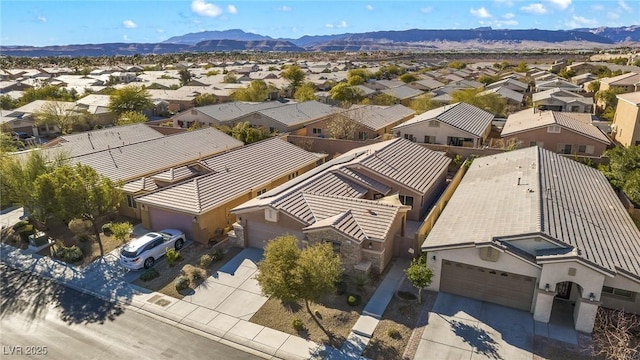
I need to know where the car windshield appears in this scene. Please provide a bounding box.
[159,232,172,241]
[121,249,138,258]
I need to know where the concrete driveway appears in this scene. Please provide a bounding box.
[182,247,268,321]
[415,293,534,360]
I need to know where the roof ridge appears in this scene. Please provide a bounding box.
[346,209,369,241]
[300,192,317,224]
[301,191,400,208]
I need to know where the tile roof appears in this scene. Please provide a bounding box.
[256,101,338,128]
[194,101,283,122]
[422,147,640,280]
[600,72,640,86]
[413,78,445,90]
[70,127,243,181]
[480,87,524,103]
[501,109,610,144]
[343,104,414,131]
[393,102,494,138]
[617,91,640,106]
[135,138,322,214]
[381,85,424,100]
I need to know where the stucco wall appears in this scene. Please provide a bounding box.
[394,120,487,147]
[503,126,609,157]
[538,261,606,301]
[602,274,640,314]
[612,99,640,147]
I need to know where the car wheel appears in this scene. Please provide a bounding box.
[175,238,184,250]
[144,257,155,269]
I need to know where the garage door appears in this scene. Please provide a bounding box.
[246,221,304,249]
[148,207,194,240]
[440,260,535,311]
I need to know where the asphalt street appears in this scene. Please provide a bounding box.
[0,264,265,360]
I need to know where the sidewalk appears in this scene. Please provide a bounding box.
[0,242,410,360]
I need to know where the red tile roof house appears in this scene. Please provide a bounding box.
[392,102,494,148]
[422,147,640,333]
[230,138,451,273]
[133,138,325,243]
[501,108,611,157]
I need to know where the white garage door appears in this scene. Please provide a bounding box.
[246,221,304,249]
[148,207,194,240]
[440,260,535,311]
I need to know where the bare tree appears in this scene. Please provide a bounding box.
[593,308,640,360]
[327,114,359,140]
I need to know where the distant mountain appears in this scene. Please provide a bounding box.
[575,25,640,42]
[163,29,272,45]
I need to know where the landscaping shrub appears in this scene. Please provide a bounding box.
[347,294,361,307]
[68,219,92,234]
[101,222,113,236]
[181,264,206,285]
[140,268,159,282]
[211,249,224,261]
[17,224,35,242]
[12,220,28,231]
[77,233,91,243]
[175,276,189,291]
[165,247,181,266]
[335,280,347,295]
[352,273,369,292]
[292,318,305,331]
[200,254,213,268]
[387,327,401,339]
[110,222,133,243]
[55,245,83,263]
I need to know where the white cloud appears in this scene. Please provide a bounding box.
[503,12,515,19]
[123,35,130,41]
[618,0,632,11]
[325,23,334,29]
[191,0,222,17]
[227,4,237,14]
[420,6,433,14]
[591,4,604,11]
[326,20,348,29]
[123,20,137,28]
[548,0,571,10]
[37,15,47,22]
[366,4,374,11]
[565,15,597,28]
[520,3,547,14]
[337,20,347,28]
[470,7,492,18]
[276,5,292,11]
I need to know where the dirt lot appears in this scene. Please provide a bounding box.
[250,274,379,349]
[133,243,241,299]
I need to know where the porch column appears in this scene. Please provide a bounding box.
[533,288,555,323]
[574,297,600,333]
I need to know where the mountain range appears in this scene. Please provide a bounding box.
[2,26,639,57]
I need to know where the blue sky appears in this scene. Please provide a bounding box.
[1,0,638,46]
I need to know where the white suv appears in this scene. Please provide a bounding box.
[120,229,185,270]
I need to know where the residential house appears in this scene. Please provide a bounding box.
[407,78,445,92]
[536,78,582,92]
[485,78,529,93]
[480,86,524,111]
[392,102,494,147]
[612,91,640,147]
[246,101,340,133]
[134,138,324,242]
[501,109,611,156]
[0,81,32,94]
[422,146,640,333]
[565,62,600,75]
[570,73,597,87]
[380,86,424,106]
[299,104,414,140]
[231,138,451,273]
[3,100,78,136]
[75,94,116,126]
[171,101,282,128]
[599,72,640,93]
[532,88,594,113]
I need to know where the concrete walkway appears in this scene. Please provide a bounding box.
[0,239,412,360]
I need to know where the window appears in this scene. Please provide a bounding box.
[312,128,322,134]
[557,144,572,154]
[602,286,636,301]
[403,134,414,141]
[428,120,440,127]
[324,240,341,254]
[126,195,137,208]
[577,145,594,154]
[424,135,436,144]
[256,188,267,196]
[570,106,579,112]
[547,125,561,133]
[269,127,276,133]
[358,131,368,140]
[288,171,299,180]
[399,195,414,207]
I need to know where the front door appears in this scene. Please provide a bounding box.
[556,281,572,300]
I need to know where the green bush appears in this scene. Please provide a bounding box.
[347,294,361,307]
[77,233,91,243]
[175,276,189,291]
[55,245,83,263]
[17,224,35,242]
[165,247,181,266]
[110,222,133,243]
[140,268,159,282]
[200,254,214,268]
[292,318,305,331]
[211,249,224,261]
[101,222,113,235]
[387,328,401,339]
[12,220,28,231]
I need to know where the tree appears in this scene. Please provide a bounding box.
[232,80,268,102]
[255,235,342,342]
[368,93,398,106]
[593,308,640,360]
[179,69,192,86]
[409,95,441,114]
[622,170,640,205]
[115,110,148,126]
[294,83,317,102]
[600,146,640,204]
[18,85,77,106]
[514,61,528,72]
[404,256,433,304]
[596,87,625,120]
[557,67,576,79]
[477,74,500,85]
[219,121,272,144]
[0,94,18,110]
[193,93,218,107]
[33,164,123,255]
[33,101,93,135]
[399,73,418,83]
[451,88,506,116]
[327,114,359,139]
[448,61,466,70]
[281,64,305,91]
[108,85,153,116]
[329,83,363,104]
[223,73,238,83]
[588,80,601,93]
